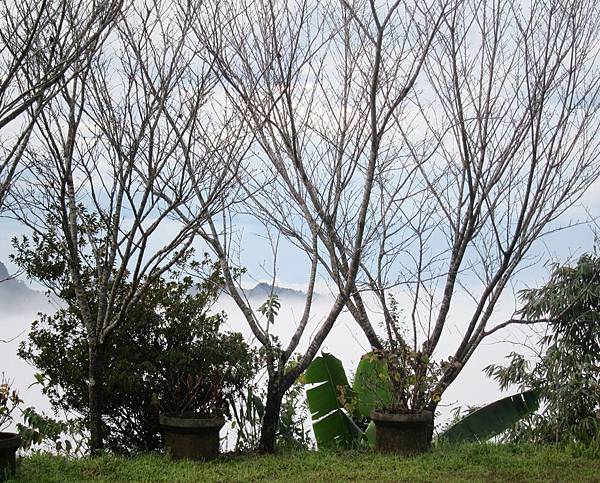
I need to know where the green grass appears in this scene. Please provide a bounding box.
[10,443,600,482]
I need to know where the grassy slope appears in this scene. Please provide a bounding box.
[11,444,600,483]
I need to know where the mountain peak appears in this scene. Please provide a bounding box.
[0,262,48,314]
[245,282,310,301]
[0,261,9,280]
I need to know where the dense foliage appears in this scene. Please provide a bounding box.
[375,296,445,413]
[15,233,258,454]
[0,374,21,432]
[486,251,600,445]
[229,380,312,452]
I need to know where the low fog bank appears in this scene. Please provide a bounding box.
[0,267,537,436]
[218,288,536,428]
[1,264,55,431]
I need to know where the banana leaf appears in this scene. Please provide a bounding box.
[364,420,376,446]
[353,351,394,418]
[304,353,362,449]
[440,389,540,443]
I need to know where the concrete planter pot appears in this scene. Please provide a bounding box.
[370,410,433,455]
[159,413,225,461]
[0,432,20,481]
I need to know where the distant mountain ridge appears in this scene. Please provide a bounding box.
[243,282,311,301]
[0,262,315,314]
[0,261,10,281]
[187,279,319,301]
[0,261,48,315]
[215,282,315,301]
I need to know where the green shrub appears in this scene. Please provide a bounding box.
[486,250,600,446]
[18,261,258,455]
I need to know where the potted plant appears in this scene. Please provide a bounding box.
[0,374,21,481]
[157,372,227,461]
[154,270,256,460]
[365,300,445,455]
[368,345,443,455]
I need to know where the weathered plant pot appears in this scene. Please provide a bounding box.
[0,432,20,481]
[159,413,225,461]
[371,410,433,455]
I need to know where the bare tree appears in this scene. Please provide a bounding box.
[334,0,600,421]
[10,0,233,453]
[185,0,448,452]
[0,0,122,212]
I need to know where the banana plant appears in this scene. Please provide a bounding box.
[439,389,541,443]
[303,353,362,448]
[352,351,393,418]
[304,352,392,449]
[305,352,541,448]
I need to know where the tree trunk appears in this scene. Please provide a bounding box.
[88,341,105,454]
[259,377,285,453]
[425,401,438,445]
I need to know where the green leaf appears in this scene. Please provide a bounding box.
[304,353,362,449]
[311,410,362,449]
[352,351,393,418]
[440,389,540,443]
[363,420,376,447]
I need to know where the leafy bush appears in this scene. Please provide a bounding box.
[0,374,21,432]
[371,295,444,414]
[486,251,600,445]
[18,262,258,454]
[228,374,313,452]
[276,380,313,451]
[17,406,87,455]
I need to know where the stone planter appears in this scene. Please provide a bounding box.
[159,414,225,461]
[0,432,20,481]
[370,410,433,455]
